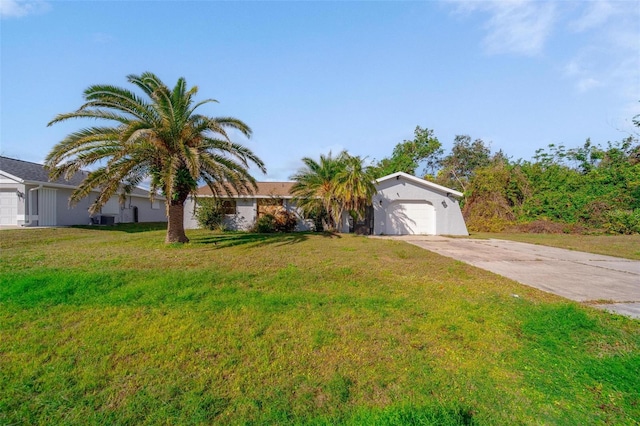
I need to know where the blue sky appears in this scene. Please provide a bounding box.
[1,0,639,181]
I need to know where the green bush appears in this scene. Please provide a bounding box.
[254,214,277,233]
[604,209,640,234]
[194,198,226,231]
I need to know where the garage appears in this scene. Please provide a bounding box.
[0,191,18,225]
[385,200,435,235]
[373,172,468,236]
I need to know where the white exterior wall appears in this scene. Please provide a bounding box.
[231,199,256,230]
[6,187,168,227]
[183,197,199,229]
[373,176,468,236]
[119,196,167,224]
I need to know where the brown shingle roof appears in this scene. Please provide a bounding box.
[197,182,296,198]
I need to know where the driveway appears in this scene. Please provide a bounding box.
[379,236,640,319]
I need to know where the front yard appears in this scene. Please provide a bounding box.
[1,226,638,424]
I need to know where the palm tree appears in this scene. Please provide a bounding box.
[46,72,265,243]
[290,152,346,231]
[334,154,376,222]
[290,151,375,231]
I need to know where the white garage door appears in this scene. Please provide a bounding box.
[0,191,18,225]
[385,201,436,235]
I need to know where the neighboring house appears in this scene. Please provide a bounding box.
[0,156,167,227]
[371,172,468,236]
[184,172,468,236]
[183,182,313,231]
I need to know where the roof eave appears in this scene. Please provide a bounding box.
[375,172,464,198]
[0,171,25,184]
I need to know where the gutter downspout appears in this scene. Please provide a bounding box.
[24,185,43,226]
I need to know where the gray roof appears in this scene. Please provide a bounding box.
[0,156,154,198]
[0,156,88,187]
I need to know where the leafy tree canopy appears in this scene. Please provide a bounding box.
[373,126,443,178]
[435,135,491,192]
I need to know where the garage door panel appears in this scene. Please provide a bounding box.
[0,192,18,225]
[385,201,435,235]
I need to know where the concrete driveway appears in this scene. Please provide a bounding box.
[380,236,640,319]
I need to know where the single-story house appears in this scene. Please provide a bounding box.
[184,172,468,236]
[0,156,167,227]
[183,182,314,231]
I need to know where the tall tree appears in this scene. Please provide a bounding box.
[436,135,491,192]
[46,72,265,243]
[374,126,443,177]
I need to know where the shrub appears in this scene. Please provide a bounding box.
[604,209,640,234]
[252,207,298,233]
[194,198,225,231]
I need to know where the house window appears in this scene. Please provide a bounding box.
[151,200,160,210]
[221,200,236,215]
[257,198,283,217]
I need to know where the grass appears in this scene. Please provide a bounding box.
[1,224,639,425]
[469,232,640,260]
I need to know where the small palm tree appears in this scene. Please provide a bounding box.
[46,72,265,243]
[290,152,345,231]
[334,154,376,222]
[290,151,375,231]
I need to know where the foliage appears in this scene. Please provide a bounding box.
[436,135,491,192]
[460,129,640,233]
[461,157,530,232]
[45,72,264,243]
[517,137,640,227]
[194,198,226,231]
[374,126,443,177]
[1,227,639,424]
[253,207,298,233]
[604,209,640,235]
[291,151,375,231]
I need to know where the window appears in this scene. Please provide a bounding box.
[221,200,236,215]
[257,198,283,217]
[151,200,160,210]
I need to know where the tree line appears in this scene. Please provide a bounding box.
[369,122,640,234]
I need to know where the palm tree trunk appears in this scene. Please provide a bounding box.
[166,202,189,243]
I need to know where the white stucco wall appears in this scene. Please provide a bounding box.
[9,187,168,227]
[373,175,468,236]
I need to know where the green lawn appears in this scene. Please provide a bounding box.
[1,225,639,425]
[469,232,640,260]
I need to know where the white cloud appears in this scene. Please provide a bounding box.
[569,0,615,32]
[563,2,639,101]
[0,0,50,18]
[449,0,557,56]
